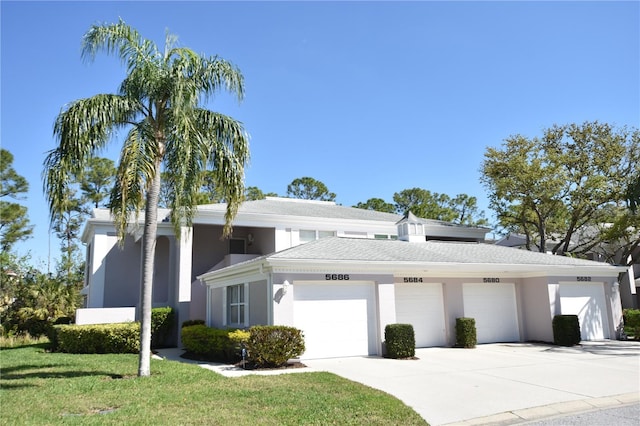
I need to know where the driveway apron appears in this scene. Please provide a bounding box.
[303,342,640,425]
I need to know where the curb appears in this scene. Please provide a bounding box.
[442,393,640,426]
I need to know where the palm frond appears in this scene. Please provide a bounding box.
[195,109,249,236]
[109,124,157,240]
[82,18,160,74]
[44,94,139,221]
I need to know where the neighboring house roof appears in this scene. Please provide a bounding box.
[200,237,626,286]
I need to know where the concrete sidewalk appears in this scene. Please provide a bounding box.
[155,341,640,425]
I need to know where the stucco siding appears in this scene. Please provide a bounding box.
[249,280,268,326]
[104,235,141,307]
[442,279,465,346]
[521,277,554,342]
[153,236,170,305]
[208,287,225,328]
[191,224,228,280]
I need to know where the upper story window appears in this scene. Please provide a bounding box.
[374,234,398,240]
[229,238,246,254]
[299,230,335,244]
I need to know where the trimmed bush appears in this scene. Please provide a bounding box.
[47,318,78,351]
[456,317,477,348]
[623,309,640,340]
[182,319,205,328]
[385,324,415,359]
[245,325,305,368]
[56,322,140,353]
[181,325,243,362]
[552,314,581,346]
[151,307,175,348]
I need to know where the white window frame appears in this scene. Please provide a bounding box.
[224,283,249,327]
[299,229,336,244]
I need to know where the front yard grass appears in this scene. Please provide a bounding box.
[0,342,427,425]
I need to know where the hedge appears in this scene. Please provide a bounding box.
[151,307,175,348]
[181,325,246,362]
[385,324,415,359]
[55,322,140,353]
[552,314,581,346]
[245,325,305,368]
[623,309,640,340]
[181,319,205,328]
[455,317,477,348]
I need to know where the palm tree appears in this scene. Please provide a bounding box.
[43,20,249,376]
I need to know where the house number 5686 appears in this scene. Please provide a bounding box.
[326,274,349,280]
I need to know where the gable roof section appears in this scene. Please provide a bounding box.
[200,237,626,285]
[198,197,402,222]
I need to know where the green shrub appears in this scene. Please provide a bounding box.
[182,319,205,328]
[48,324,62,351]
[385,324,415,359]
[228,329,250,345]
[456,317,477,348]
[181,325,242,362]
[56,322,140,353]
[151,307,175,348]
[552,314,581,346]
[623,309,640,340]
[245,325,305,368]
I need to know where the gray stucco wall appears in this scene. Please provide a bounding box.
[153,236,170,305]
[249,280,268,326]
[208,287,225,328]
[104,236,141,307]
[520,277,554,342]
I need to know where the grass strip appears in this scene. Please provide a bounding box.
[0,343,427,425]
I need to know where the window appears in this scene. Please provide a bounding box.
[299,230,336,244]
[299,230,316,244]
[229,238,246,254]
[227,284,246,326]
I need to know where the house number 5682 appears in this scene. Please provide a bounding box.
[326,274,349,280]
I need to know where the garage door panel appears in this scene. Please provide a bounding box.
[395,283,446,347]
[559,282,608,340]
[293,282,376,359]
[463,283,520,344]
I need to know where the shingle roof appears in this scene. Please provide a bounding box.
[199,197,402,222]
[269,237,611,267]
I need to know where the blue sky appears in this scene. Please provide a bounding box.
[2,1,639,269]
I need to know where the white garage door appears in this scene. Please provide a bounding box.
[463,282,520,344]
[559,282,609,340]
[293,281,377,359]
[395,282,446,347]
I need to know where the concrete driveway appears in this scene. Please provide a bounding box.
[156,341,640,425]
[303,341,640,425]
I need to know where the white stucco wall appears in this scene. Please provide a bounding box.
[76,307,136,325]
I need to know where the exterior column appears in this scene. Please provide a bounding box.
[87,233,118,308]
[377,281,397,356]
[175,226,193,344]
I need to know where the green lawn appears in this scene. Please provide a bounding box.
[0,343,427,425]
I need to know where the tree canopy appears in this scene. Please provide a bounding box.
[1,149,32,252]
[481,121,639,262]
[43,20,249,376]
[353,198,396,213]
[286,177,336,201]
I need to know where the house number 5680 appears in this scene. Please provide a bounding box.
[326,274,349,280]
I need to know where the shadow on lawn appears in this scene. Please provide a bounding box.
[0,342,50,351]
[1,363,124,384]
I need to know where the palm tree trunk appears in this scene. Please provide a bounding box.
[138,159,162,377]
